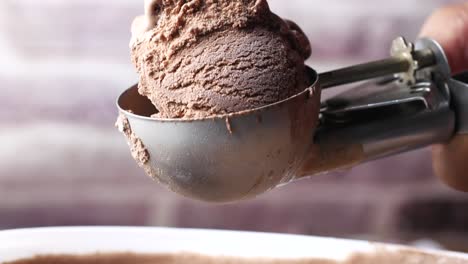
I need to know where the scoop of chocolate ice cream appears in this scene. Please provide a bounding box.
[131,0,311,119]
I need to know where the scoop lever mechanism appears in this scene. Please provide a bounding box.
[300,37,468,177]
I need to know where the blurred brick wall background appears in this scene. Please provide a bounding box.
[1,0,468,252]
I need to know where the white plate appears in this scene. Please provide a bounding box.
[0,227,467,262]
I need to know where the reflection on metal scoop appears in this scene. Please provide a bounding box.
[117,37,468,202]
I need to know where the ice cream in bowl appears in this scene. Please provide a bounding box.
[2,227,468,264]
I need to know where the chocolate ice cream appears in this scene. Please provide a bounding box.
[131,0,311,119]
[115,113,150,167]
[7,250,468,264]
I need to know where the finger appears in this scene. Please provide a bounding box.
[422,3,468,191]
[432,135,468,192]
[419,2,468,74]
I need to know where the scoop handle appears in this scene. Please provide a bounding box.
[299,71,468,179]
[298,102,455,177]
[298,38,468,178]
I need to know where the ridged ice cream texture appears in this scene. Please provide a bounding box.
[131,0,311,119]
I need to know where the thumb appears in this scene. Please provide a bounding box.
[419,2,468,74]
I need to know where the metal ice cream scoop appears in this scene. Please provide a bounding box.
[117,37,468,202]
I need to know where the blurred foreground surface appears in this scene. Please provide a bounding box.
[0,0,467,252]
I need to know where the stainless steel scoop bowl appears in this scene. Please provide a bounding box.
[117,68,321,202]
